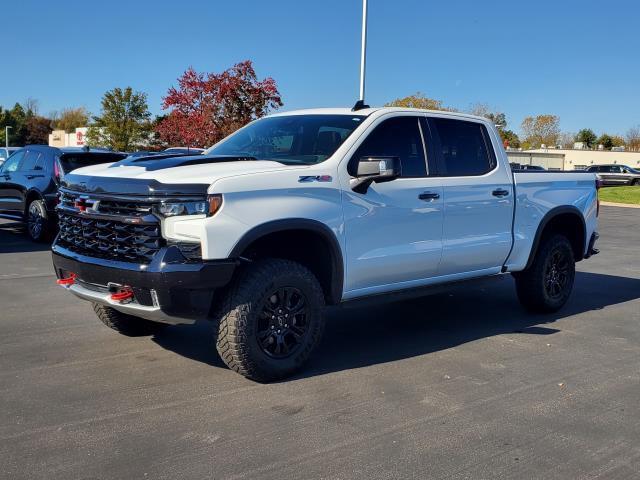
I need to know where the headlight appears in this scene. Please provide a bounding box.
[157,194,223,218]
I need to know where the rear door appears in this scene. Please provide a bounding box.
[611,165,629,185]
[427,117,513,276]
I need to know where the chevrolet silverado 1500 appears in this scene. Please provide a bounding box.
[52,107,600,381]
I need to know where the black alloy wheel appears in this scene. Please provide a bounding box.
[257,287,309,359]
[544,249,570,300]
[27,200,47,241]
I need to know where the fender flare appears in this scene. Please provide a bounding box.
[524,205,586,270]
[229,219,344,304]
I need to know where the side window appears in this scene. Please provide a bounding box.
[430,118,496,176]
[0,150,25,173]
[20,151,43,171]
[350,116,427,177]
[610,166,622,173]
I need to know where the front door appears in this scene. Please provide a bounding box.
[427,116,514,276]
[0,150,26,215]
[341,115,444,297]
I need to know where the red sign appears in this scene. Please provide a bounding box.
[76,131,84,145]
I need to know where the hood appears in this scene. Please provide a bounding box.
[68,155,296,185]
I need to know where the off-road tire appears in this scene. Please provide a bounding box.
[216,258,325,382]
[92,303,167,336]
[514,234,576,313]
[26,199,53,242]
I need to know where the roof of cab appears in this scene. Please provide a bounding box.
[268,106,491,124]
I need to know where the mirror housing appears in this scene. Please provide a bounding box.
[351,156,401,193]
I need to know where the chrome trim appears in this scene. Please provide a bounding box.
[63,283,195,325]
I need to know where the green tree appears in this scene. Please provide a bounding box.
[86,87,152,151]
[385,92,455,111]
[468,103,516,146]
[575,129,597,149]
[597,133,614,150]
[53,107,89,133]
[610,135,625,148]
[521,115,560,148]
[501,129,521,149]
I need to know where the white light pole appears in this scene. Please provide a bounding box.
[5,126,11,150]
[359,0,368,103]
[353,0,369,110]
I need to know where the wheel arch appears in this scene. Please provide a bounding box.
[229,219,344,305]
[524,206,586,269]
[23,189,45,216]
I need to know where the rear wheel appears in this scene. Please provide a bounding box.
[26,199,53,242]
[92,303,167,336]
[632,179,639,186]
[515,234,576,313]
[215,259,325,382]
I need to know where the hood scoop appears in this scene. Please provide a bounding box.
[110,155,259,171]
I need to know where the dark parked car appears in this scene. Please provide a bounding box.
[510,163,546,171]
[586,164,640,186]
[520,164,546,171]
[163,147,205,155]
[0,145,127,241]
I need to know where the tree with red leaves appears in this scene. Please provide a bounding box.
[156,61,283,148]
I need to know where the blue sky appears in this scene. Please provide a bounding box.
[2,0,638,135]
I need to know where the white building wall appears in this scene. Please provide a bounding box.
[48,127,88,147]
[526,148,640,170]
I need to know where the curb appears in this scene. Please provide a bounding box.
[600,201,640,209]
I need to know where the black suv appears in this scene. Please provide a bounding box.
[586,164,640,186]
[0,146,127,241]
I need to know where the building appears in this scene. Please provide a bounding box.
[48,127,88,148]
[507,148,640,171]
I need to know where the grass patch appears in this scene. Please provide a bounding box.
[599,186,640,205]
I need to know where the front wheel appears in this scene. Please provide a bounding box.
[514,234,576,313]
[216,259,325,382]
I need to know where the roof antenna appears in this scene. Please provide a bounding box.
[352,0,370,111]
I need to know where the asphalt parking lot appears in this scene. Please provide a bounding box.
[1,206,639,480]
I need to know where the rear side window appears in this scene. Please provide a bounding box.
[350,116,427,177]
[58,153,127,173]
[20,151,44,171]
[430,118,496,176]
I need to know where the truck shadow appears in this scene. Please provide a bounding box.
[151,271,640,379]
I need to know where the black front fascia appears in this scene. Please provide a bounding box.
[61,174,210,198]
[52,244,237,320]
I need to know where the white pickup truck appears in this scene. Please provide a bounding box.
[52,107,600,381]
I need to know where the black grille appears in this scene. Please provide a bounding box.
[57,212,163,263]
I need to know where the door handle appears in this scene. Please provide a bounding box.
[419,191,440,201]
[492,188,510,197]
[26,174,44,179]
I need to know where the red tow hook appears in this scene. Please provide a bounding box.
[110,288,134,302]
[56,273,76,287]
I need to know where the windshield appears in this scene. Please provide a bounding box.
[206,114,366,165]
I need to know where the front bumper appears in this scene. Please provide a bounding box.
[52,244,237,325]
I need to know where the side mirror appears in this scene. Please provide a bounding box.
[351,156,401,193]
